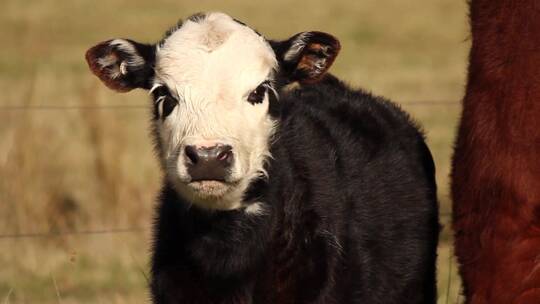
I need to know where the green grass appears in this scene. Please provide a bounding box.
[0,0,469,303]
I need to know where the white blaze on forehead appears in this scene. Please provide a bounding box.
[154,12,277,95]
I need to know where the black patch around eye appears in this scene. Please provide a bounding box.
[151,86,170,100]
[151,85,177,120]
[160,96,177,119]
[247,83,268,105]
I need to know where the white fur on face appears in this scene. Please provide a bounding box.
[152,13,277,210]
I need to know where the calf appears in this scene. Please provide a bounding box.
[86,12,439,304]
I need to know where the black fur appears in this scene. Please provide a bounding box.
[151,74,439,303]
[150,86,178,120]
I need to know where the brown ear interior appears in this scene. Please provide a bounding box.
[294,32,341,84]
[85,40,134,92]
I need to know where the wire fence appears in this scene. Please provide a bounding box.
[0,227,149,240]
[0,100,460,111]
[0,104,150,110]
[0,213,453,240]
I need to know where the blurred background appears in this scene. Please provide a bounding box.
[0,0,468,303]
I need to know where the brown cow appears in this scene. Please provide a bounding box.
[451,1,540,303]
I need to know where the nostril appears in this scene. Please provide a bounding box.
[217,150,232,162]
[216,146,233,165]
[185,146,199,164]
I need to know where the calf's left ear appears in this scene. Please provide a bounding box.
[272,31,340,84]
[85,39,156,92]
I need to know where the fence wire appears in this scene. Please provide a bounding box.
[0,101,460,111]
[0,213,452,240]
[0,227,148,240]
[0,104,148,110]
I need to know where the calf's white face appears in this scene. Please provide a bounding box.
[86,12,340,210]
[152,13,277,209]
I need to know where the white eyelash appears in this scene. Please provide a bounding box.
[155,96,166,116]
[155,96,167,118]
[263,81,279,101]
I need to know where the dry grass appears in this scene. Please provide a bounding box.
[0,0,469,303]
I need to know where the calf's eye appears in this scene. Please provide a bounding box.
[161,96,177,118]
[247,84,267,105]
[156,95,178,119]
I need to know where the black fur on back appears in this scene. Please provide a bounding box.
[151,75,439,304]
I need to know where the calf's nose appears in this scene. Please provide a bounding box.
[184,145,233,181]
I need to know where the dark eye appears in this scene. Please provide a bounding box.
[151,85,178,120]
[160,96,178,119]
[151,86,170,100]
[247,83,268,105]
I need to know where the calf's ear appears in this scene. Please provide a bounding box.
[272,31,340,84]
[85,39,156,92]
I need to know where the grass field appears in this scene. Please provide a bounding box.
[0,0,469,303]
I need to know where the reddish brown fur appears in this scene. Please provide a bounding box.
[451,1,540,303]
[295,33,341,84]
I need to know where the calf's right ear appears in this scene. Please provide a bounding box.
[85,39,156,92]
